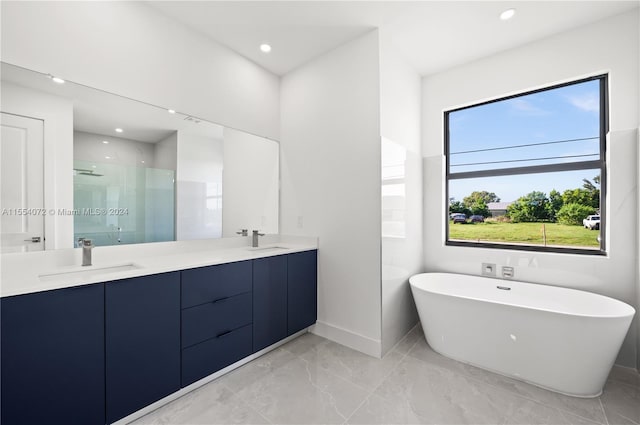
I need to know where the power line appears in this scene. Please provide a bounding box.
[451,153,599,168]
[450,136,598,155]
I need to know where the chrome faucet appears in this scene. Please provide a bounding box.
[252,230,264,247]
[82,239,93,266]
[236,229,248,237]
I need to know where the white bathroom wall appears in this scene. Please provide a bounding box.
[154,133,178,171]
[74,131,156,168]
[176,132,224,241]
[1,1,280,140]
[222,128,279,238]
[0,82,74,249]
[280,30,383,356]
[379,31,423,355]
[422,10,639,367]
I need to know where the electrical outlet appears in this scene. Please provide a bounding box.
[482,263,496,277]
[297,216,304,229]
[502,266,515,279]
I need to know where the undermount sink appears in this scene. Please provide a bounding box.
[246,246,289,252]
[38,263,142,282]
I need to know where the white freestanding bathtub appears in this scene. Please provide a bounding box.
[409,273,635,397]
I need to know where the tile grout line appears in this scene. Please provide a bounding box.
[341,335,422,425]
[611,412,640,425]
[598,397,610,425]
[407,339,609,425]
[609,378,640,391]
[245,335,369,424]
[458,367,608,425]
[219,365,275,424]
[284,335,379,424]
[284,335,382,394]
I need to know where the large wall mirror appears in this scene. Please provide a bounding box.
[0,62,279,252]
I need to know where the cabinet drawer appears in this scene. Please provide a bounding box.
[181,261,252,309]
[182,292,252,348]
[181,324,252,387]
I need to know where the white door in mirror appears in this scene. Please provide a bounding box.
[1,113,44,253]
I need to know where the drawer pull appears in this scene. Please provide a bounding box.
[216,330,232,338]
[212,296,230,304]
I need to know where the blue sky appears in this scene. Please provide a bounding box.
[448,79,601,202]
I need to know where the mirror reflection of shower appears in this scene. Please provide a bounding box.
[73,128,177,247]
[73,158,176,247]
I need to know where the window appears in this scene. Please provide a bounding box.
[445,75,607,254]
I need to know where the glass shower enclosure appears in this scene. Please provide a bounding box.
[73,160,175,246]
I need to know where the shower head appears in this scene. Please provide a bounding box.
[74,168,104,177]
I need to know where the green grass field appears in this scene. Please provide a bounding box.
[449,221,600,248]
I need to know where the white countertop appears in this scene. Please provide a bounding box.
[1,235,318,298]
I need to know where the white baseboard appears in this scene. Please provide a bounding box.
[311,320,382,358]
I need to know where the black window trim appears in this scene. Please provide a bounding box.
[444,74,608,256]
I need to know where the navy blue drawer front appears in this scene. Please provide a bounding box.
[181,324,253,387]
[181,261,252,309]
[182,292,252,348]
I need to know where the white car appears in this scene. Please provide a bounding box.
[583,215,600,230]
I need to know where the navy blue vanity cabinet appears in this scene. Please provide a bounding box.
[105,272,181,424]
[1,284,105,425]
[252,255,288,351]
[287,250,318,335]
[181,261,253,387]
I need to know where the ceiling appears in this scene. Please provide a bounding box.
[149,1,639,77]
[1,63,224,143]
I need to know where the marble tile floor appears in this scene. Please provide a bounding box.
[131,326,640,425]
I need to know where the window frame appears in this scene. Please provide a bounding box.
[444,75,608,255]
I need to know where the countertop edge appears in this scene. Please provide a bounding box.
[1,244,317,298]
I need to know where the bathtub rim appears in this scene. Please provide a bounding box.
[409,272,636,320]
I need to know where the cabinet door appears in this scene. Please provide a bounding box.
[287,250,318,335]
[1,284,105,425]
[253,255,287,352]
[106,272,181,424]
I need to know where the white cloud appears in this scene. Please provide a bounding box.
[566,92,599,112]
[508,99,549,116]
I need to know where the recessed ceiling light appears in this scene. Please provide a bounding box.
[500,8,516,20]
[102,140,109,144]
[260,43,272,53]
[168,109,176,114]
[115,128,123,133]
[141,160,145,164]
[105,156,111,159]
[51,76,65,84]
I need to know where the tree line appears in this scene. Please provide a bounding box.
[449,176,600,225]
